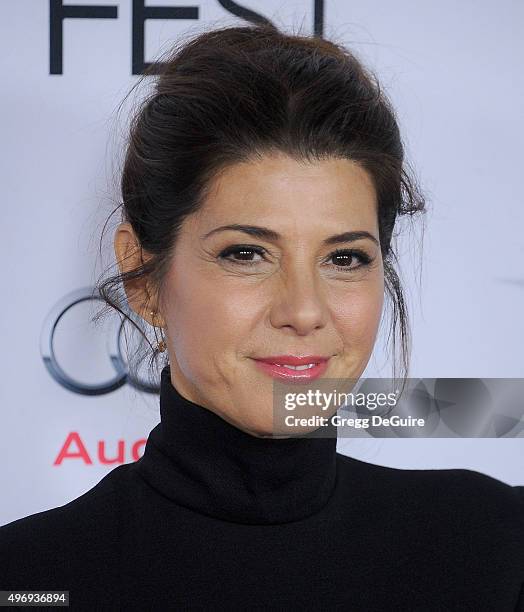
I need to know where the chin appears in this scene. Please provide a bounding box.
[242,416,274,438]
[227,403,273,437]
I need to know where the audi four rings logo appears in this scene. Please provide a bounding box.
[40,286,159,396]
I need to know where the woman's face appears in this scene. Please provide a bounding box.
[156,152,384,436]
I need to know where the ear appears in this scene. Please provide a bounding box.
[113,222,165,328]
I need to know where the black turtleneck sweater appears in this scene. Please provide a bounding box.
[1,365,523,610]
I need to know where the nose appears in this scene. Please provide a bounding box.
[269,263,329,336]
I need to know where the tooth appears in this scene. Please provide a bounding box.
[276,363,316,370]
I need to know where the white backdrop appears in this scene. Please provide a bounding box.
[1,0,522,527]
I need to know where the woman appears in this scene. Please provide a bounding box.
[1,22,523,611]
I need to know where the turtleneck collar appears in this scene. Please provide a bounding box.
[135,365,338,525]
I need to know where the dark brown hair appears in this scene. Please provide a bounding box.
[94,22,426,390]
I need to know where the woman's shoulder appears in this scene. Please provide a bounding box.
[335,451,524,529]
[0,462,134,587]
[1,463,125,534]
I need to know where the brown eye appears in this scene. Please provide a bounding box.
[332,252,353,267]
[329,249,372,271]
[218,245,266,265]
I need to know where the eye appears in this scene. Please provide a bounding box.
[328,248,373,271]
[218,245,266,266]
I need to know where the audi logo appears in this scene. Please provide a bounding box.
[40,287,159,396]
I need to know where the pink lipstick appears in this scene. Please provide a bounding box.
[252,355,330,382]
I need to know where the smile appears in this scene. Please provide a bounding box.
[251,355,331,382]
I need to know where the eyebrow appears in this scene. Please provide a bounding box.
[201,224,379,247]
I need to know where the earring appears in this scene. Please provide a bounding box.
[149,310,167,353]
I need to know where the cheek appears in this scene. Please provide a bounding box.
[331,280,384,350]
[164,269,261,381]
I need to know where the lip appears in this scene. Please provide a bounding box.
[251,355,331,382]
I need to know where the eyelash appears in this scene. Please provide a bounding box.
[217,245,373,272]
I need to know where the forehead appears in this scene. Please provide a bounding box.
[198,153,378,231]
